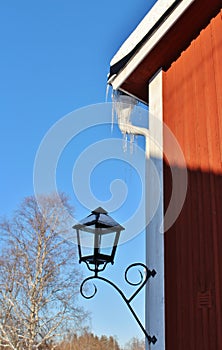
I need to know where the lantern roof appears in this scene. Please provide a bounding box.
[73,207,125,231]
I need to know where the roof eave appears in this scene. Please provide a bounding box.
[108,0,195,92]
[109,0,222,104]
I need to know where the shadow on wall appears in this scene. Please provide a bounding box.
[164,164,222,350]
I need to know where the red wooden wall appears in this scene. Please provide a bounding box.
[163,10,222,350]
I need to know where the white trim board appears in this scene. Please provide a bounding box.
[145,69,165,350]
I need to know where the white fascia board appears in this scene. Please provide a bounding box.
[110,0,195,91]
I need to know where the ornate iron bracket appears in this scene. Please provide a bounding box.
[80,263,157,345]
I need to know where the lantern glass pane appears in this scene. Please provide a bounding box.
[79,230,94,257]
[99,231,117,256]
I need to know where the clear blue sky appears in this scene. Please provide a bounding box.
[0,0,157,346]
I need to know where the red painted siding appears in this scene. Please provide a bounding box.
[163,10,222,350]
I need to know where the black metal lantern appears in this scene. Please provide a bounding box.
[73,207,157,344]
[73,207,125,275]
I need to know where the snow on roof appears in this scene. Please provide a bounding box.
[110,0,178,67]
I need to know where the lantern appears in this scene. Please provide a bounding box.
[73,207,125,275]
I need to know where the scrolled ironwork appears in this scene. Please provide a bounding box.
[80,262,157,345]
[80,276,98,299]
[125,263,145,286]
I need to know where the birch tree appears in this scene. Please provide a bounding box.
[0,194,86,350]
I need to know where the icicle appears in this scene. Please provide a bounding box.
[111,89,137,152]
[130,133,135,154]
[111,89,115,132]
[105,83,110,103]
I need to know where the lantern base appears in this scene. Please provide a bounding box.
[80,254,114,274]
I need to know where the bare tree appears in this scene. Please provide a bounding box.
[124,337,145,350]
[56,330,121,350]
[0,194,87,350]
